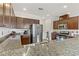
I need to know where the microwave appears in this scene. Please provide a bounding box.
[58,24,67,29]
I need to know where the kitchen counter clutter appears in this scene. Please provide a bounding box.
[0,35,79,56]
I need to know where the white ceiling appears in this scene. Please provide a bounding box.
[12,3,79,20]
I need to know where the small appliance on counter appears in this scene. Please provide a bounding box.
[10,31,16,38]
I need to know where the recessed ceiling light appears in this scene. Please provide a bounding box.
[47,14,50,16]
[63,5,68,8]
[5,3,10,7]
[23,8,27,11]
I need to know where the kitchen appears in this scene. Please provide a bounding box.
[0,3,79,56]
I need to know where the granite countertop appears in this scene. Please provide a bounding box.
[0,36,79,56]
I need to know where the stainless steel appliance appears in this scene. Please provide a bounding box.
[30,24,43,43]
[58,24,67,29]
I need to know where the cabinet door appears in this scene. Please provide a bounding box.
[0,15,3,26]
[33,19,39,24]
[67,17,78,29]
[3,16,10,27]
[23,18,30,28]
[23,18,39,28]
[59,20,67,24]
[10,16,16,28]
[21,35,30,45]
[29,19,34,24]
[53,21,59,29]
[16,17,24,29]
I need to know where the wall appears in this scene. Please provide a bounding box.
[40,19,46,40]
[40,18,53,40]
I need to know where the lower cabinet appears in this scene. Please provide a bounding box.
[21,35,30,45]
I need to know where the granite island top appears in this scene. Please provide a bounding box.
[0,36,79,56]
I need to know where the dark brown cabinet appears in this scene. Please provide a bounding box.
[0,15,40,28]
[0,15,3,26]
[21,35,30,45]
[10,16,16,28]
[23,18,39,25]
[67,17,78,29]
[16,17,24,28]
[53,16,78,29]
[23,18,30,28]
[3,16,10,27]
[53,21,59,29]
[0,15,16,28]
[23,18,39,29]
[33,19,39,24]
[16,17,40,29]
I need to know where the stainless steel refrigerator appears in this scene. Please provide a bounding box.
[30,24,43,43]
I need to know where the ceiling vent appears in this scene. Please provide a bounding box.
[38,8,44,10]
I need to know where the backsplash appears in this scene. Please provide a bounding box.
[69,30,79,37]
[53,30,79,37]
[0,27,28,38]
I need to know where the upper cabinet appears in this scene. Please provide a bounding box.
[53,16,78,30]
[16,17,40,29]
[23,18,39,29]
[67,17,78,29]
[0,3,16,28]
[16,17,24,29]
[0,15,3,26]
[23,18,30,28]
[53,21,59,29]
[10,16,16,28]
[0,3,40,29]
[23,18,39,25]
[0,15,40,29]
[3,15,10,27]
[0,15,16,28]
[32,19,39,24]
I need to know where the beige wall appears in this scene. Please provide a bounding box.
[40,19,53,40]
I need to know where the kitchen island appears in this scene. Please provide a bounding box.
[0,36,79,56]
